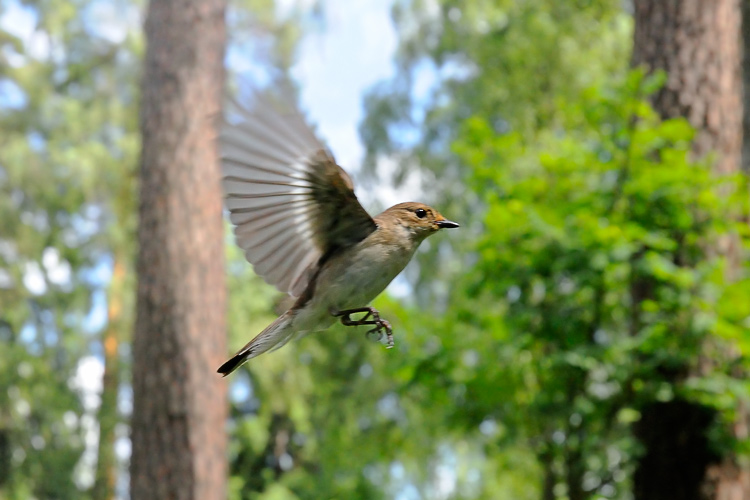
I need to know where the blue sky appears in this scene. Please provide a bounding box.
[289,0,397,169]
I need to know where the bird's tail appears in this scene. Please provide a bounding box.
[217,311,296,376]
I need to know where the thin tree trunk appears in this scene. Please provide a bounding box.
[540,449,556,500]
[565,438,584,500]
[93,257,125,500]
[130,0,227,495]
[631,1,747,499]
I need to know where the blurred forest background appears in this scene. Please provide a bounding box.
[2,0,750,499]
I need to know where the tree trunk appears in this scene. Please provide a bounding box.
[742,0,750,174]
[93,257,125,500]
[633,401,719,500]
[540,450,556,500]
[632,0,742,174]
[130,0,227,495]
[631,1,747,499]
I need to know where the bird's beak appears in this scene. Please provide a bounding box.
[436,219,460,229]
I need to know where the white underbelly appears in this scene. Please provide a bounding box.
[325,243,410,308]
[294,240,415,332]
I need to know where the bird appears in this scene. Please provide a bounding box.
[217,91,459,376]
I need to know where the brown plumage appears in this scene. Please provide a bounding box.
[218,94,458,376]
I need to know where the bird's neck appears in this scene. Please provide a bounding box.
[372,219,423,253]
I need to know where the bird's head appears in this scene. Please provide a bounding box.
[380,202,459,242]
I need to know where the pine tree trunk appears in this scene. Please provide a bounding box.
[130,0,227,495]
[93,257,125,500]
[743,0,750,174]
[632,0,742,174]
[631,1,747,499]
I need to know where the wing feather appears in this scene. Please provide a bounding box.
[221,93,377,297]
[229,202,314,227]
[225,194,307,211]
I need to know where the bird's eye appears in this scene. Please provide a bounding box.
[415,208,427,219]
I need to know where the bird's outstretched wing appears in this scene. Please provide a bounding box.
[220,93,377,297]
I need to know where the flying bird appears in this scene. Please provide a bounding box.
[218,92,458,376]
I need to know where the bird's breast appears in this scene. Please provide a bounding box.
[311,235,416,314]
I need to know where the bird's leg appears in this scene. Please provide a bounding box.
[335,306,378,326]
[331,307,395,348]
[372,319,393,349]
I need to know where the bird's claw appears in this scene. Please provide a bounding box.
[334,307,394,349]
[365,319,393,348]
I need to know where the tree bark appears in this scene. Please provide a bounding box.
[632,0,743,174]
[631,1,747,499]
[742,0,750,174]
[130,0,227,495]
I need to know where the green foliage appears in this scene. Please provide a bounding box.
[2,0,748,498]
[0,0,141,495]
[429,68,747,497]
[361,0,632,306]
[356,0,750,497]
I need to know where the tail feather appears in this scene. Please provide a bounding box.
[218,312,295,376]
